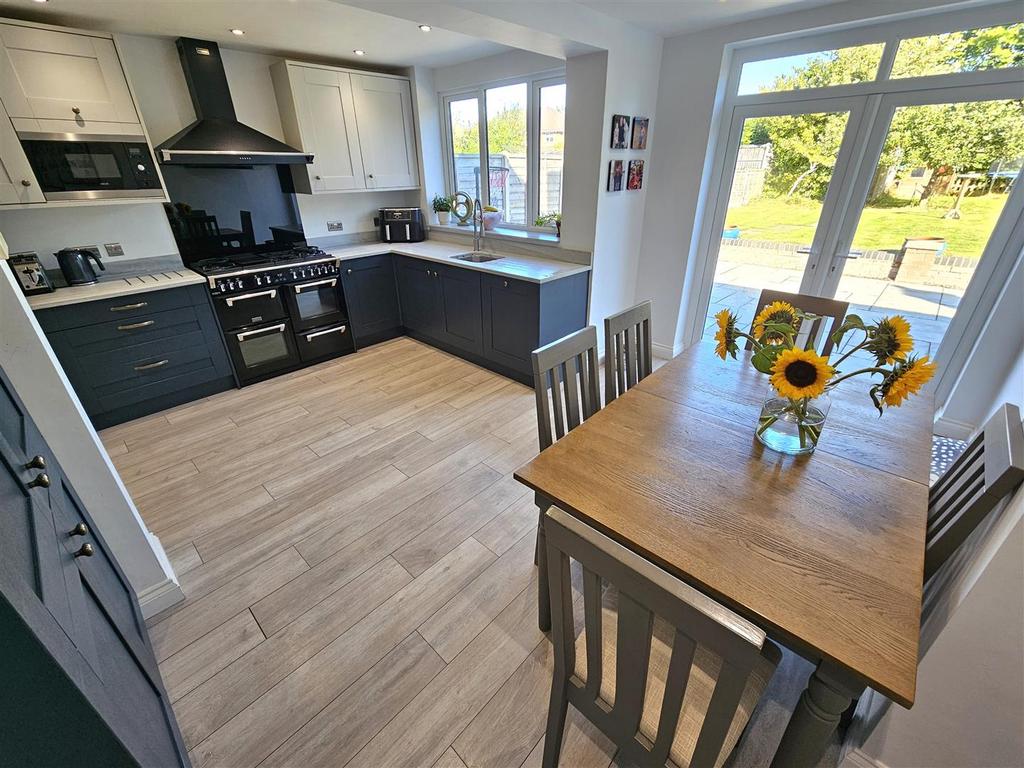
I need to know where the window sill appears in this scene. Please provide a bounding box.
[428,222,560,246]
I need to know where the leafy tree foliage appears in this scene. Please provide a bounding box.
[451,106,527,156]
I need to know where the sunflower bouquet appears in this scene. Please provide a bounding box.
[714,300,936,455]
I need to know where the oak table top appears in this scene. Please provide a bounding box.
[514,341,932,708]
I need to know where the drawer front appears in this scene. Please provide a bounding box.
[37,285,198,332]
[214,288,288,331]
[296,322,354,363]
[62,305,204,351]
[84,329,217,390]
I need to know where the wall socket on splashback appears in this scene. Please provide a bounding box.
[326,221,344,232]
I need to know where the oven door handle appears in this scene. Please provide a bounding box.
[305,325,347,342]
[236,323,286,341]
[294,278,337,293]
[225,289,277,306]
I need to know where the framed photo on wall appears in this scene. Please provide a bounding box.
[627,160,645,190]
[608,160,624,191]
[610,114,630,149]
[631,117,649,150]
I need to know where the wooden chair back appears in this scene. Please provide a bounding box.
[604,300,653,405]
[532,326,601,452]
[924,403,1024,584]
[542,506,778,768]
[745,289,849,357]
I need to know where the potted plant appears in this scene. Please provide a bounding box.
[431,194,453,225]
[534,212,562,237]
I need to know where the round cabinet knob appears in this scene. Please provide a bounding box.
[72,106,81,115]
[20,179,31,187]
[346,268,352,274]
[503,280,509,288]
[315,175,322,180]
[74,543,94,558]
[69,523,89,537]
[368,174,374,179]
[27,472,50,489]
[25,455,46,470]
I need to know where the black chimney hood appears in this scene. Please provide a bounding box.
[157,37,312,167]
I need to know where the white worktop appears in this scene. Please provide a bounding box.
[325,240,591,284]
[27,268,205,310]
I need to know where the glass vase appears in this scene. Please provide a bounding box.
[755,391,831,456]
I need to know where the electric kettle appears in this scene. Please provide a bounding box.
[55,248,105,286]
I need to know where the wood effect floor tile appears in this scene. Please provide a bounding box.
[167,543,202,576]
[482,431,540,476]
[433,747,470,768]
[517,708,617,768]
[474,495,539,556]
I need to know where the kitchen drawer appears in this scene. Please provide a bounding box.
[60,305,205,351]
[37,285,198,332]
[297,322,354,363]
[81,329,216,389]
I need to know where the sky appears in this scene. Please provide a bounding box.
[737,52,818,95]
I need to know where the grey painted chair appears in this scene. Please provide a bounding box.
[745,289,849,357]
[531,326,602,631]
[542,506,781,768]
[604,300,653,405]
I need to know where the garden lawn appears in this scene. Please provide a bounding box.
[725,193,1010,258]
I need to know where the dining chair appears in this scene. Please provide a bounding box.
[604,300,653,405]
[542,505,781,768]
[745,289,849,357]
[531,326,602,631]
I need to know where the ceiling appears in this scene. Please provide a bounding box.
[577,0,847,37]
[0,0,514,68]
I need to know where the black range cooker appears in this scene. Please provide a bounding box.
[191,245,354,384]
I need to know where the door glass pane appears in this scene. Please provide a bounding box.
[486,83,528,225]
[832,99,1023,365]
[737,44,884,95]
[240,330,289,368]
[294,284,340,322]
[890,23,1024,79]
[449,97,481,201]
[703,110,851,342]
[538,83,565,226]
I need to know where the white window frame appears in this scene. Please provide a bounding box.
[685,1,1024,406]
[440,69,565,232]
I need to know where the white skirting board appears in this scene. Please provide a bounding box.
[137,577,185,619]
[841,748,890,768]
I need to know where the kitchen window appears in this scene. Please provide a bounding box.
[442,71,565,233]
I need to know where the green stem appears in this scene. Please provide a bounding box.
[827,367,890,389]
[831,333,870,369]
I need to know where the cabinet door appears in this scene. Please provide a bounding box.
[481,274,540,376]
[0,97,43,203]
[395,257,441,339]
[437,264,483,356]
[291,65,365,192]
[351,74,419,189]
[340,255,402,344]
[0,25,139,124]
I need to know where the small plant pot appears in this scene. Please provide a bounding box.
[482,211,501,231]
[436,211,450,225]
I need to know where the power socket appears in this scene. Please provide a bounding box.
[327,220,344,232]
[104,242,125,257]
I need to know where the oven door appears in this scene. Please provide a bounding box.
[18,135,163,201]
[285,277,346,332]
[215,288,287,331]
[296,322,354,363]
[227,320,301,384]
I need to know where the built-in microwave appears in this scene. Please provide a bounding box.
[18,133,164,201]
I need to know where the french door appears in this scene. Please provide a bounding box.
[700,82,1024,375]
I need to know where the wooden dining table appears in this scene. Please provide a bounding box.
[514,340,933,766]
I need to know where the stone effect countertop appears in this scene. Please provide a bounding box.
[27,265,204,311]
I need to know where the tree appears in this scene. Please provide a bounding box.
[451,106,527,157]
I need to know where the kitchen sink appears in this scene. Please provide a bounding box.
[451,251,505,263]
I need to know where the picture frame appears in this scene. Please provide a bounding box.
[630,117,649,150]
[607,160,624,192]
[610,114,630,149]
[627,160,645,190]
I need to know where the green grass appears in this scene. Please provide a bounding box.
[725,193,1010,258]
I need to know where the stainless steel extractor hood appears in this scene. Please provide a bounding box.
[156,37,312,167]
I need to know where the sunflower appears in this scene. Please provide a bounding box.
[878,355,937,409]
[752,300,800,344]
[769,347,834,400]
[714,309,740,360]
[867,315,913,365]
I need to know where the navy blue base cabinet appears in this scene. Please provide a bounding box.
[340,255,403,347]
[0,364,190,767]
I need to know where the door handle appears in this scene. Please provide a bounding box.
[225,289,277,306]
[236,323,286,341]
[294,279,337,293]
[835,250,863,260]
[117,320,155,331]
[134,359,169,372]
[305,325,347,341]
[109,301,148,312]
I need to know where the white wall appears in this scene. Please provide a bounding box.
[433,49,564,92]
[410,65,446,217]
[0,236,182,616]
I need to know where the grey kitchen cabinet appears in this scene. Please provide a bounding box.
[339,254,403,346]
[36,284,234,429]
[395,255,443,341]
[0,363,189,767]
[0,95,44,204]
[437,263,484,357]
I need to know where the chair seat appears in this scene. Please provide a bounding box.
[573,591,780,768]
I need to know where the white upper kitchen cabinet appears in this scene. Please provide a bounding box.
[0,23,140,130]
[0,97,43,204]
[273,62,365,193]
[350,74,419,190]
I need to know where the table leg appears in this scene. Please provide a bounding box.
[771,661,865,768]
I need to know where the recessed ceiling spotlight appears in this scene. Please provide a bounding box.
[418,24,432,32]
[353,49,366,56]
[230,28,245,36]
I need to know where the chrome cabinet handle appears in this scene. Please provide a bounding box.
[305,325,347,341]
[70,523,89,537]
[225,289,277,306]
[294,278,336,293]
[117,320,155,331]
[20,179,31,187]
[25,455,45,470]
[109,301,148,312]
[27,472,50,489]
[74,543,94,558]
[134,359,169,371]
[236,323,285,340]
